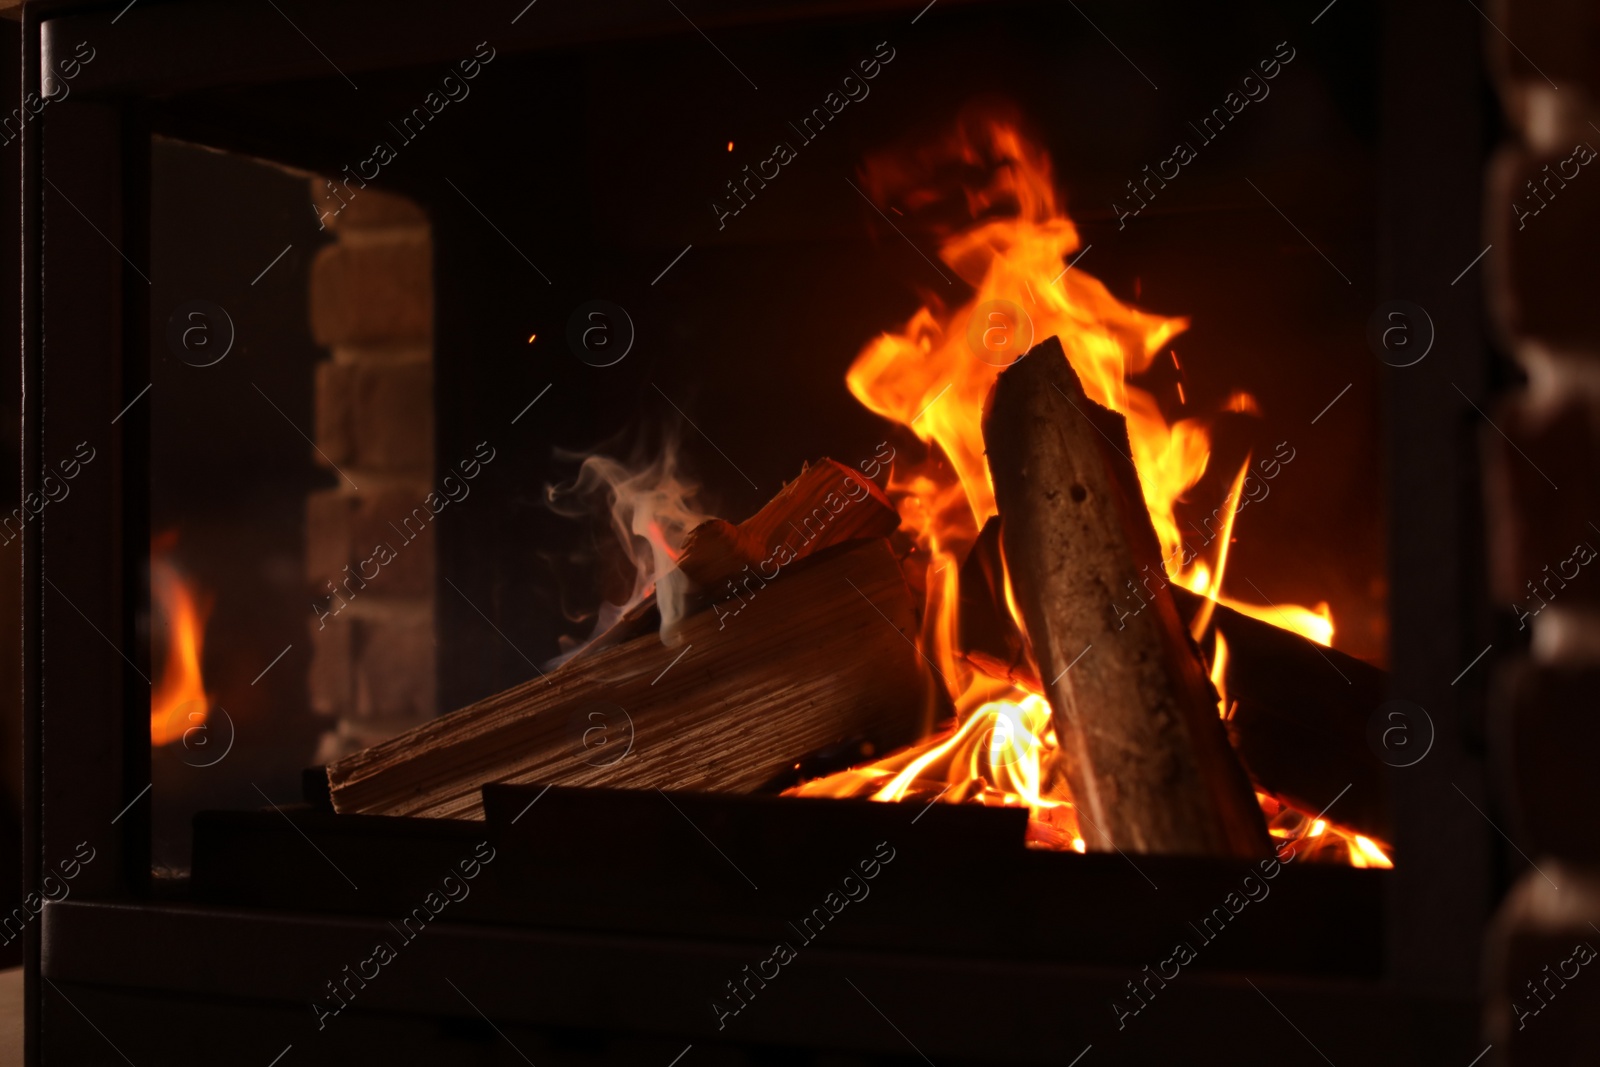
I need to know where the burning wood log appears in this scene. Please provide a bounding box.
[956,517,1036,690]
[675,458,900,592]
[1174,588,1391,842]
[327,538,928,819]
[958,515,1391,842]
[982,337,1270,857]
[566,459,902,662]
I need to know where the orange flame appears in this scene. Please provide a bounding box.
[150,536,211,746]
[791,112,1386,867]
[1211,630,1232,719]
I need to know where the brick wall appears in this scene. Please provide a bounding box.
[303,183,437,762]
[1482,2,1600,1061]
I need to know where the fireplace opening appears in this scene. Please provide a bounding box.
[27,0,1525,1063]
[166,0,1386,981]
[142,18,1391,868]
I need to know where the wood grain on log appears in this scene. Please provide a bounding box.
[982,336,1269,857]
[957,515,1391,841]
[328,539,928,819]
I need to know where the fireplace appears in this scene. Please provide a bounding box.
[21,0,1557,1062]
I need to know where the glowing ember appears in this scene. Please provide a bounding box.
[789,112,1387,867]
[150,533,211,747]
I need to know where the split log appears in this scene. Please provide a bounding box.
[958,515,1391,842]
[982,336,1270,857]
[676,458,900,592]
[327,539,929,819]
[568,458,901,661]
[1174,587,1391,842]
[956,516,1036,690]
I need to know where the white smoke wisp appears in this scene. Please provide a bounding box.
[545,436,714,665]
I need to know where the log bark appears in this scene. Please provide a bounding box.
[959,515,1391,842]
[328,539,928,819]
[1174,587,1391,842]
[982,336,1269,857]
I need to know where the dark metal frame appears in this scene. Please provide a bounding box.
[20,0,1497,1062]
[23,2,153,1059]
[1378,0,1499,991]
